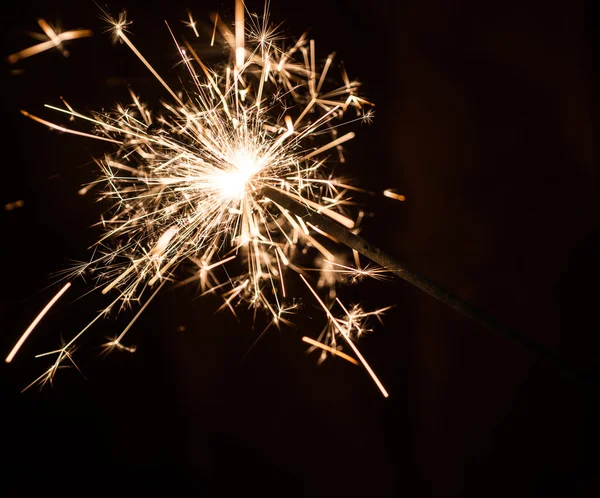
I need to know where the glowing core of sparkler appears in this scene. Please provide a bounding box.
[215,149,262,200]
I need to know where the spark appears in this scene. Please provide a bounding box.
[383,189,406,202]
[302,336,359,365]
[6,282,71,363]
[102,281,166,355]
[211,13,219,46]
[235,0,245,68]
[20,110,121,144]
[4,199,25,211]
[184,9,200,38]
[319,260,392,284]
[20,4,391,395]
[300,274,389,397]
[7,19,92,64]
[23,343,82,392]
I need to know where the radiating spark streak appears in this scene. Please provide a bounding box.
[302,336,359,365]
[335,298,364,334]
[218,279,249,314]
[114,281,166,345]
[44,104,156,142]
[23,292,123,391]
[183,41,232,119]
[23,345,81,392]
[185,9,200,37]
[302,132,355,160]
[287,177,369,194]
[175,255,236,287]
[115,28,185,108]
[148,245,186,286]
[151,226,179,257]
[296,216,310,236]
[309,39,316,96]
[211,13,219,46]
[321,261,391,283]
[7,26,93,64]
[5,283,71,363]
[316,54,335,95]
[306,222,339,243]
[267,187,355,229]
[235,0,245,68]
[300,275,388,397]
[211,12,235,48]
[383,189,406,201]
[101,259,142,295]
[35,348,69,358]
[106,160,141,174]
[276,246,289,265]
[273,248,287,297]
[353,249,361,270]
[20,110,121,144]
[103,341,137,353]
[37,18,66,56]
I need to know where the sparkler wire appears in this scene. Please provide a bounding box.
[263,186,595,386]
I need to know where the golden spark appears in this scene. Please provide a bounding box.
[7,18,92,64]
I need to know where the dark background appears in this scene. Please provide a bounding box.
[1,1,598,496]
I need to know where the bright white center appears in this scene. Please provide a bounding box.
[216,149,260,199]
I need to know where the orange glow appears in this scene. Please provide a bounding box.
[302,336,359,365]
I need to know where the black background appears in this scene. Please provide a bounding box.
[1,1,598,497]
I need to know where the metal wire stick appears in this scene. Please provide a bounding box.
[263,186,592,385]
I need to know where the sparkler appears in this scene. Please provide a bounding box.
[12,2,583,396]
[12,2,392,395]
[7,18,93,64]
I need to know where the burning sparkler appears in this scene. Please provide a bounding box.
[10,2,583,397]
[12,2,393,396]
